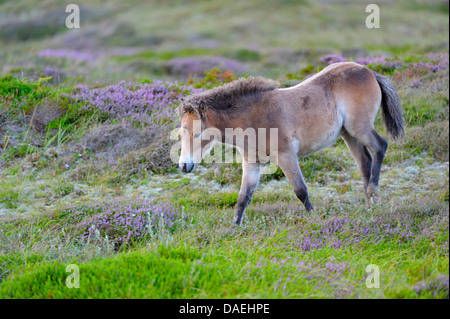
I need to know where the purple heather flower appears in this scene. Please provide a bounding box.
[320,54,347,65]
[71,81,201,125]
[38,49,97,62]
[77,200,184,246]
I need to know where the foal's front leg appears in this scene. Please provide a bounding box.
[234,162,261,225]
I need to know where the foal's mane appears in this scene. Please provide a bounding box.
[179,76,280,117]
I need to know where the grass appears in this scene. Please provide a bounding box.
[1,204,448,298]
[113,48,216,63]
[0,188,20,210]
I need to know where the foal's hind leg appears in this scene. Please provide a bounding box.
[277,152,313,211]
[364,130,388,203]
[341,130,372,201]
[347,129,388,203]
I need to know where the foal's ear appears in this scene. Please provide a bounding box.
[199,101,207,117]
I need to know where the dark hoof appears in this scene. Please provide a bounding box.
[305,199,314,212]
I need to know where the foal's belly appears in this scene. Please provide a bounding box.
[294,120,343,157]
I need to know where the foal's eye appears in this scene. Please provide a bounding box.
[193,132,202,139]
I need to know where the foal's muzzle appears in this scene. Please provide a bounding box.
[180,162,195,173]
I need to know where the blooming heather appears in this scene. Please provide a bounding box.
[248,196,447,253]
[38,49,97,62]
[80,200,183,246]
[168,57,247,78]
[320,54,347,65]
[410,53,449,73]
[410,79,422,88]
[72,81,202,123]
[414,274,449,298]
[290,216,414,252]
[319,53,449,75]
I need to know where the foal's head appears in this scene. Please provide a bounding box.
[177,77,279,173]
[178,98,218,173]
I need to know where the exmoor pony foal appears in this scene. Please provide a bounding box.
[178,62,404,225]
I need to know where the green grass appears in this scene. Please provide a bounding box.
[113,48,215,63]
[0,75,50,113]
[1,235,448,298]
[0,189,20,209]
[226,49,261,62]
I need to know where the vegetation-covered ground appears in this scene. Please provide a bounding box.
[0,0,448,299]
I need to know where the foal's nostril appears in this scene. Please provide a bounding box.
[180,162,194,173]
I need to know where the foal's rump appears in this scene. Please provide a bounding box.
[328,62,404,141]
[277,62,403,156]
[333,64,383,139]
[279,63,380,155]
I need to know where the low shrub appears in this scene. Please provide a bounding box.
[78,201,182,247]
[402,121,449,161]
[71,80,201,124]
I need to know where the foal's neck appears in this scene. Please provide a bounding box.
[205,111,233,139]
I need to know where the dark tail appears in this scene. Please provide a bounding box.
[373,72,405,140]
